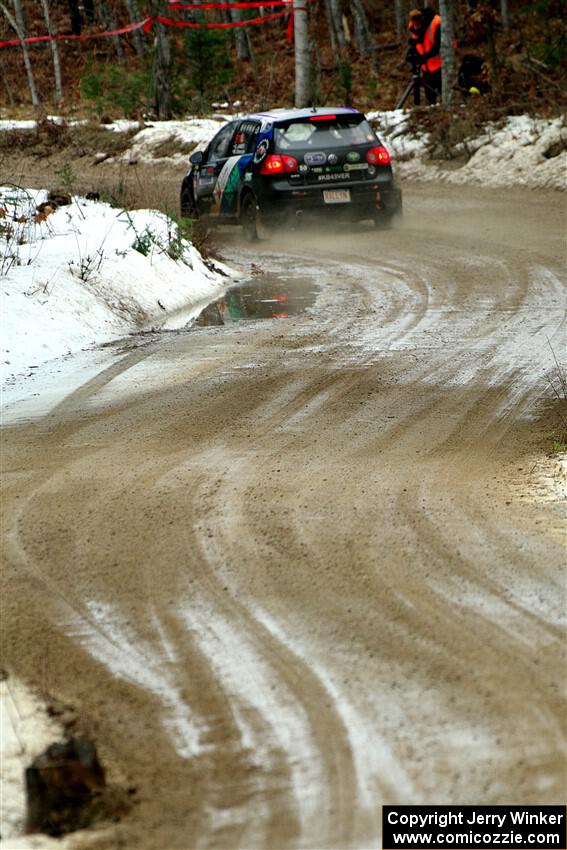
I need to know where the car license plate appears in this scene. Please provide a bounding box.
[323,189,351,204]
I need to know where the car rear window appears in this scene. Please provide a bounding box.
[274,116,377,151]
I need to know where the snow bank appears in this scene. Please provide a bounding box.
[117,117,230,166]
[371,110,566,191]
[0,188,234,383]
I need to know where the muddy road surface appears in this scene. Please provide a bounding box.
[1,185,566,849]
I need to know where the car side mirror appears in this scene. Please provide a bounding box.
[190,150,204,165]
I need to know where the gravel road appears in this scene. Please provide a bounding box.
[1,184,565,849]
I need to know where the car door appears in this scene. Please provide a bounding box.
[193,121,237,217]
[214,120,261,218]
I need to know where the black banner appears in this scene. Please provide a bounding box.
[383,806,566,850]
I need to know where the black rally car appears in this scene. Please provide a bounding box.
[180,107,402,240]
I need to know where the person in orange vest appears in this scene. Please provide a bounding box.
[407,8,443,104]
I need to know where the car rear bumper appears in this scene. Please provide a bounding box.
[256,175,401,223]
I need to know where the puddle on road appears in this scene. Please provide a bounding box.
[195,274,319,326]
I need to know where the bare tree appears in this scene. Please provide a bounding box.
[322,0,338,54]
[124,0,145,54]
[150,0,172,118]
[293,0,311,106]
[0,0,39,107]
[67,0,82,34]
[350,0,377,69]
[39,0,63,103]
[395,0,406,37]
[229,1,251,61]
[439,0,456,103]
[96,0,124,60]
[500,0,509,30]
[84,0,96,22]
[325,0,346,53]
[0,56,15,106]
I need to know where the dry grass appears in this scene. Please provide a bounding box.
[152,137,197,159]
[0,119,138,160]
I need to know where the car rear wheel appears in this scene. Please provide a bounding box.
[241,193,260,242]
[373,211,394,229]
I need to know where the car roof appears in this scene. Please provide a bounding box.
[245,107,362,124]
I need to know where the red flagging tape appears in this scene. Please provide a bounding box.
[157,11,289,28]
[169,1,292,7]
[0,9,300,48]
[0,17,151,48]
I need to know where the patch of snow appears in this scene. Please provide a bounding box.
[103,119,142,133]
[0,186,235,385]
[0,347,141,425]
[0,119,38,131]
[123,118,230,166]
[371,110,566,190]
[64,600,204,759]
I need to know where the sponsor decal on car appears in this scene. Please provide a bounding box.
[213,156,241,208]
[343,162,369,171]
[214,155,253,213]
[304,152,327,166]
[254,138,270,164]
[317,172,350,181]
[327,153,338,165]
[346,151,361,162]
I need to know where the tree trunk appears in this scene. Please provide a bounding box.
[351,0,378,69]
[293,0,311,106]
[96,0,124,60]
[329,0,345,48]
[323,0,338,56]
[150,0,172,118]
[125,0,145,54]
[439,0,456,104]
[395,0,406,37]
[229,2,250,60]
[39,0,63,103]
[309,1,320,104]
[0,0,40,107]
[67,0,82,34]
[0,56,15,106]
[500,0,509,30]
[244,28,255,65]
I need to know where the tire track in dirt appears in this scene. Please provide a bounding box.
[186,453,361,847]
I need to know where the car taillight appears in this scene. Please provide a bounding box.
[260,154,299,175]
[282,155,299,172]
[366,146,391,165]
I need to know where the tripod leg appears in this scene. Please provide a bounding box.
[396,80,415,110]
[413,75,421,106]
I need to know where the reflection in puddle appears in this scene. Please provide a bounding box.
[195,276,319,326]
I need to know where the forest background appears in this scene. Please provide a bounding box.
[0,0,565,131]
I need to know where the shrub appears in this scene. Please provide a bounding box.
[80,60,151,119]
